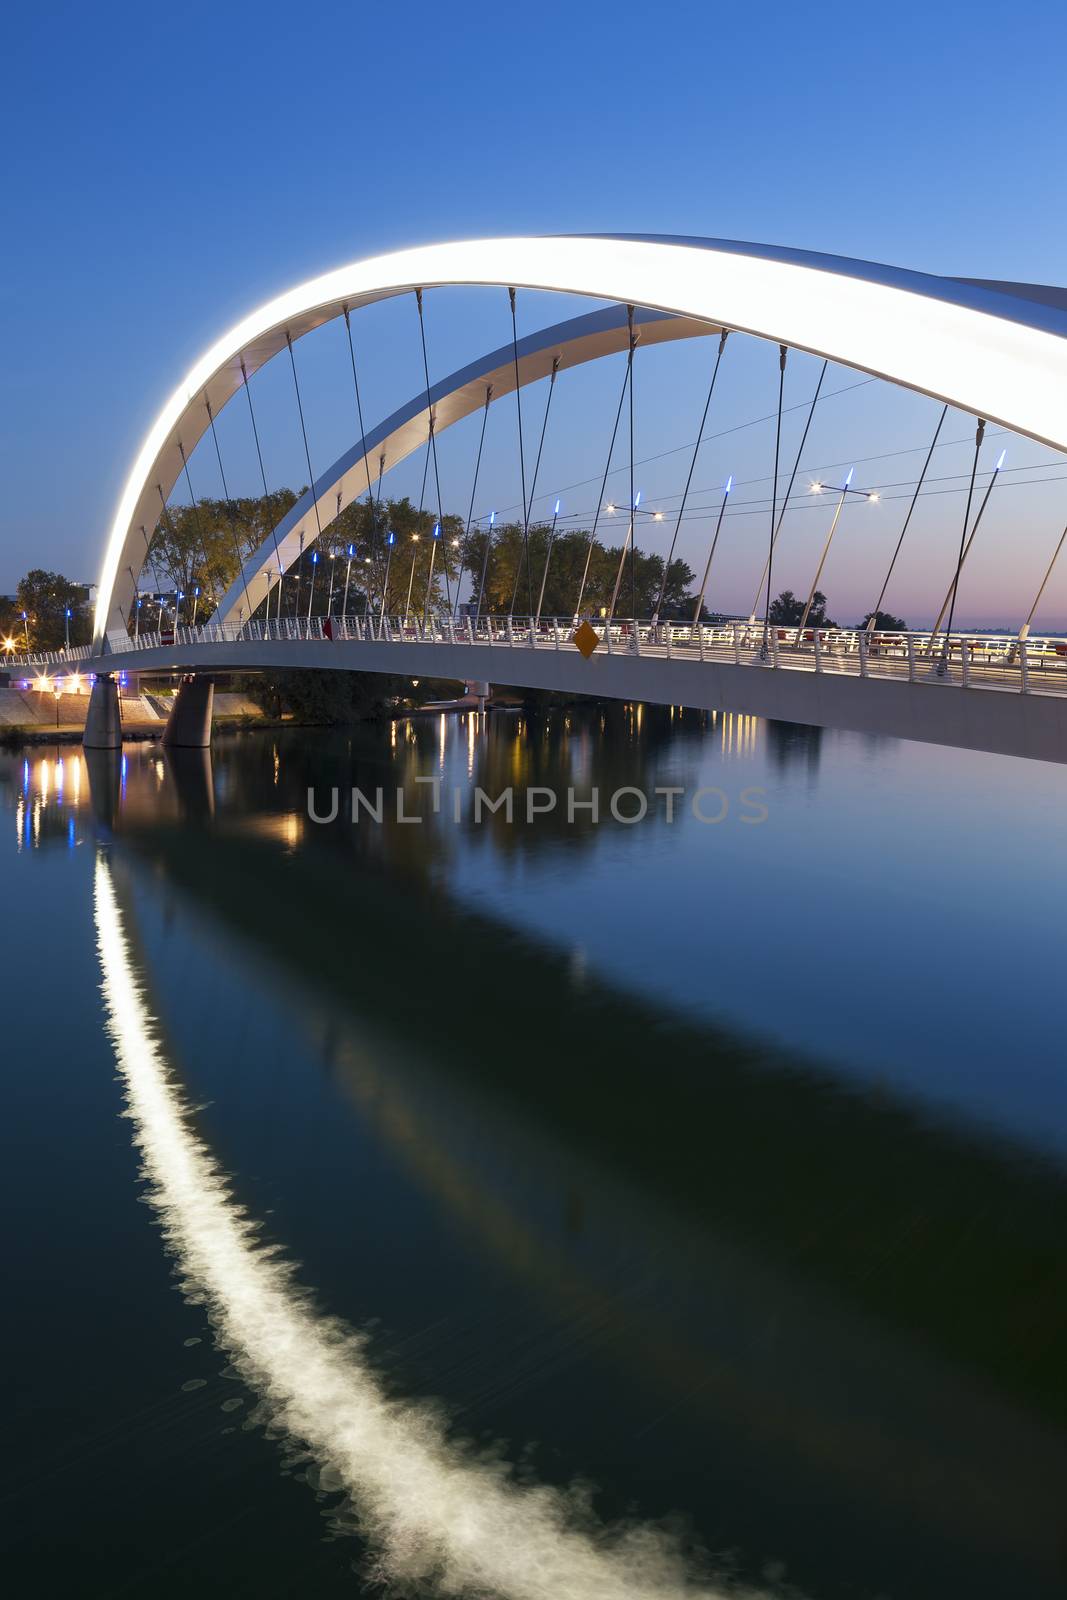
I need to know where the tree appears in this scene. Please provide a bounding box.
[859,609,908,632]
[146,491,298,621]
[460,523,695,619]
[768,589,835,627]
[14,570,92,650]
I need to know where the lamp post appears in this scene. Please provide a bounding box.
[21,611,29,649]
[403,534,420,623]
[793,470,864,643]
[134,597,142,641]
[191,585,201,627]
[307,551,319,621]
[423,523,441,627]
[692,477,734,624]
[326,551,337,617]
[380,531,397,624]
[342,544,355,617]
[64,606,71,650]
[474,511,496,622]
[53,686,61,730]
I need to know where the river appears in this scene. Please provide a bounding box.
[2,706,1065,1599]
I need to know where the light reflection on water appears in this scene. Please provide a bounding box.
[93,853,757,1600]
[4,710,1067,1598]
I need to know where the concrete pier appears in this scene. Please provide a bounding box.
[83,674,122,749]
[163,675,214,748]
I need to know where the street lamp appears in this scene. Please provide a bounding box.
[64,606,71,650]
[307,550,319,621]
[21,611,29,649]
[342,543,355,618]
[423,523,441,626]
[403,534,420,622]
[379,531,397,623]
[53,685,62,730]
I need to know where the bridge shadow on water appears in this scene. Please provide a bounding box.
[75,719,1067,1600]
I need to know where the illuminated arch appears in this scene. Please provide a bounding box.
[95,234,1067,647]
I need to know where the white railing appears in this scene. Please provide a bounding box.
[6,617,1067,699]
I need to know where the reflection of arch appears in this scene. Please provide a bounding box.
[95,234,1067,645]
[211,304,709,626]
[92,851,732,1600]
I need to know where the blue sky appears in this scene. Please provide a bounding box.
[4,0,1067,624]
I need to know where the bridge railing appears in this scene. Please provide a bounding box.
[6,618,1067,698]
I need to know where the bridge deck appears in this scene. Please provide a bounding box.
[9,618,1067,764]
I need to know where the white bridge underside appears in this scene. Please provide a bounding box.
[85,633,1067,765]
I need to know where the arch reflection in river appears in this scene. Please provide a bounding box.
[92,851,764,1600]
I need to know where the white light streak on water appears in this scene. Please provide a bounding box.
[93,854,764,1600]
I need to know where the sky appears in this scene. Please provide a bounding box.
[4,0,1067,627]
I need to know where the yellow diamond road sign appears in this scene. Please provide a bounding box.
[572,620,600,659]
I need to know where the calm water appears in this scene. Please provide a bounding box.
[2,707,1066,1600]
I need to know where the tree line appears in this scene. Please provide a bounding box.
[2,488,906,652]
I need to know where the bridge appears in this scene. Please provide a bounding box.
[9,234,1067,761]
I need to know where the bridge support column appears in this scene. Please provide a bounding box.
[163,675,214,748]
[83,673,122,749]
[465,679,490,711]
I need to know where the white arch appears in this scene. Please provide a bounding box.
[95,234,1067,647]
[210,304,710,626]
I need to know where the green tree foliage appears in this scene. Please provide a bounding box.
[768,588,835,627]
[460,523,695,618]
[366,498,463,618]
[13,570,92,650]
[859,609,908,631]
[146,491,297,617]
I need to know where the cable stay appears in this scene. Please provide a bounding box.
[749,357,825,622]
[416,290,451,616]
[608,310,640,622]
[933,427,1006,646]
[795,469,854,642]
[865,404,947,630]
[510,357,560,616]
[204,396,253,622]
[760,346,789,654]
[534,498,564,627]
[404,421,433,623]
[175,441,218,622]
[455,386,492,618]
[505,288,535,619]
[342,305,380,607]
[286,331,326,616]
[575,309,634,619]
[691,476,734,623]
[240,356,285,621]
[933,419,986,667]
[370,453,387,617]
[1019,515,1067,641]
[654,329,729,622]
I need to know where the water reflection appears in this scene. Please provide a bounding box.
[6,712,1067,1598]
[93,853,758,1600]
